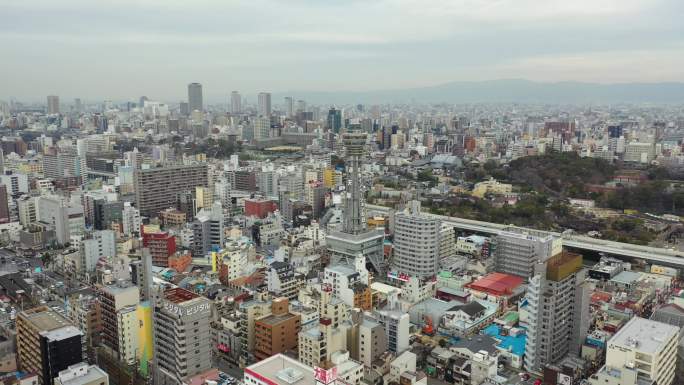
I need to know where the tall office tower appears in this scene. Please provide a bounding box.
[0,185,9,224]
[284,96,294,117]
[187,83,203,112]
[327,129,385,274]
[99,282,140,365]
[82,230,116,272]
[327,107,342,133]
[253,116,271,141]
[134,164,208,218]
[121,202,141,237]
[296,99,306,113]
[92,199,123,230]
[230,91,241,114]
[153,288,212,385]
[524,252,591,373]
[74,98,82,113]
[16,306,84,385]
[258,92,271,116]
[343,131,366,235]
[589,317,679,385]
[493,227,561,278]
[192,201,225,257]
[47,95,60,114]
[179,102,190,116]
[391,200,441,278]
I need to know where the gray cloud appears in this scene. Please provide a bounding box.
[1,0,683,102]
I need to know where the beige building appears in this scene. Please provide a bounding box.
[590,317,679,385]
[99,282,140,365]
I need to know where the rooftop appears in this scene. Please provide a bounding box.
[611,271,643,285]
[482,324,526,357]
[466,273,524,296]
[244,353,314,385]
[40,325,82,341]
[610,316,679,354]
[163,287,200,304]
[20,306,71,332]
[56,363,108,385]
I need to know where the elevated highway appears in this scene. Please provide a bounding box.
[366,204,684,268]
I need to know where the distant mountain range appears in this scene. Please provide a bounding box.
[274,79,684,105]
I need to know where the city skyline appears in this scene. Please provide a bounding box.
[2,0,684,100]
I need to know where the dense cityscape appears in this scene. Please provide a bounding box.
[0,83,682,385]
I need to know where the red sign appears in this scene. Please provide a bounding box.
[314,366,337,384]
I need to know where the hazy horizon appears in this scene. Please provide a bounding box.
[3,0,684,101]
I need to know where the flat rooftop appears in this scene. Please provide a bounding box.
[21,306,71,331]
[163,287,200,304]
[610,316,679,354]
[244,353,313,385]
[40,325,82,341]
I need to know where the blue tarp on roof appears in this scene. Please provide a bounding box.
[483,324,526,357]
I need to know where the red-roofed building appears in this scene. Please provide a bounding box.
[244,199,277,219]
[464,272,525,309]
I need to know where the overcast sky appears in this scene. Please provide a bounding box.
[2,0,684,102]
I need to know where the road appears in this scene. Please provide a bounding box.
[213,355,244,382]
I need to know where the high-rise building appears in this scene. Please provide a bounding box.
[42,150,87,184]
[524,252,591,373]
[391,200,440,278]
[16,306,84,385]
[179,102,189,116]
[327,108,342,133]
[253,116,271,140]
[142,228,176,267]
[153,288,212,385]
[284,96,294,117]
[74,98,82,113]
[327,129,385,274]
[187,83,203,112]
[239,293,273,366]
[17,195,36,226]
[121,202,141,237]
[493,227,562,278]
[230,91,241,114]
[589,317,679,385]
[0,185,9,224]
[47,95,60,114]
[374,292,410,354]
[358,316,388,367]
[258,92,271,117]
[37,196,85,245]
[99,282,140,365]
[134,164,208,218]
[192,201,224,257]
[82,230,116,272]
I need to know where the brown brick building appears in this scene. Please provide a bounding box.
[254,298,301,361]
